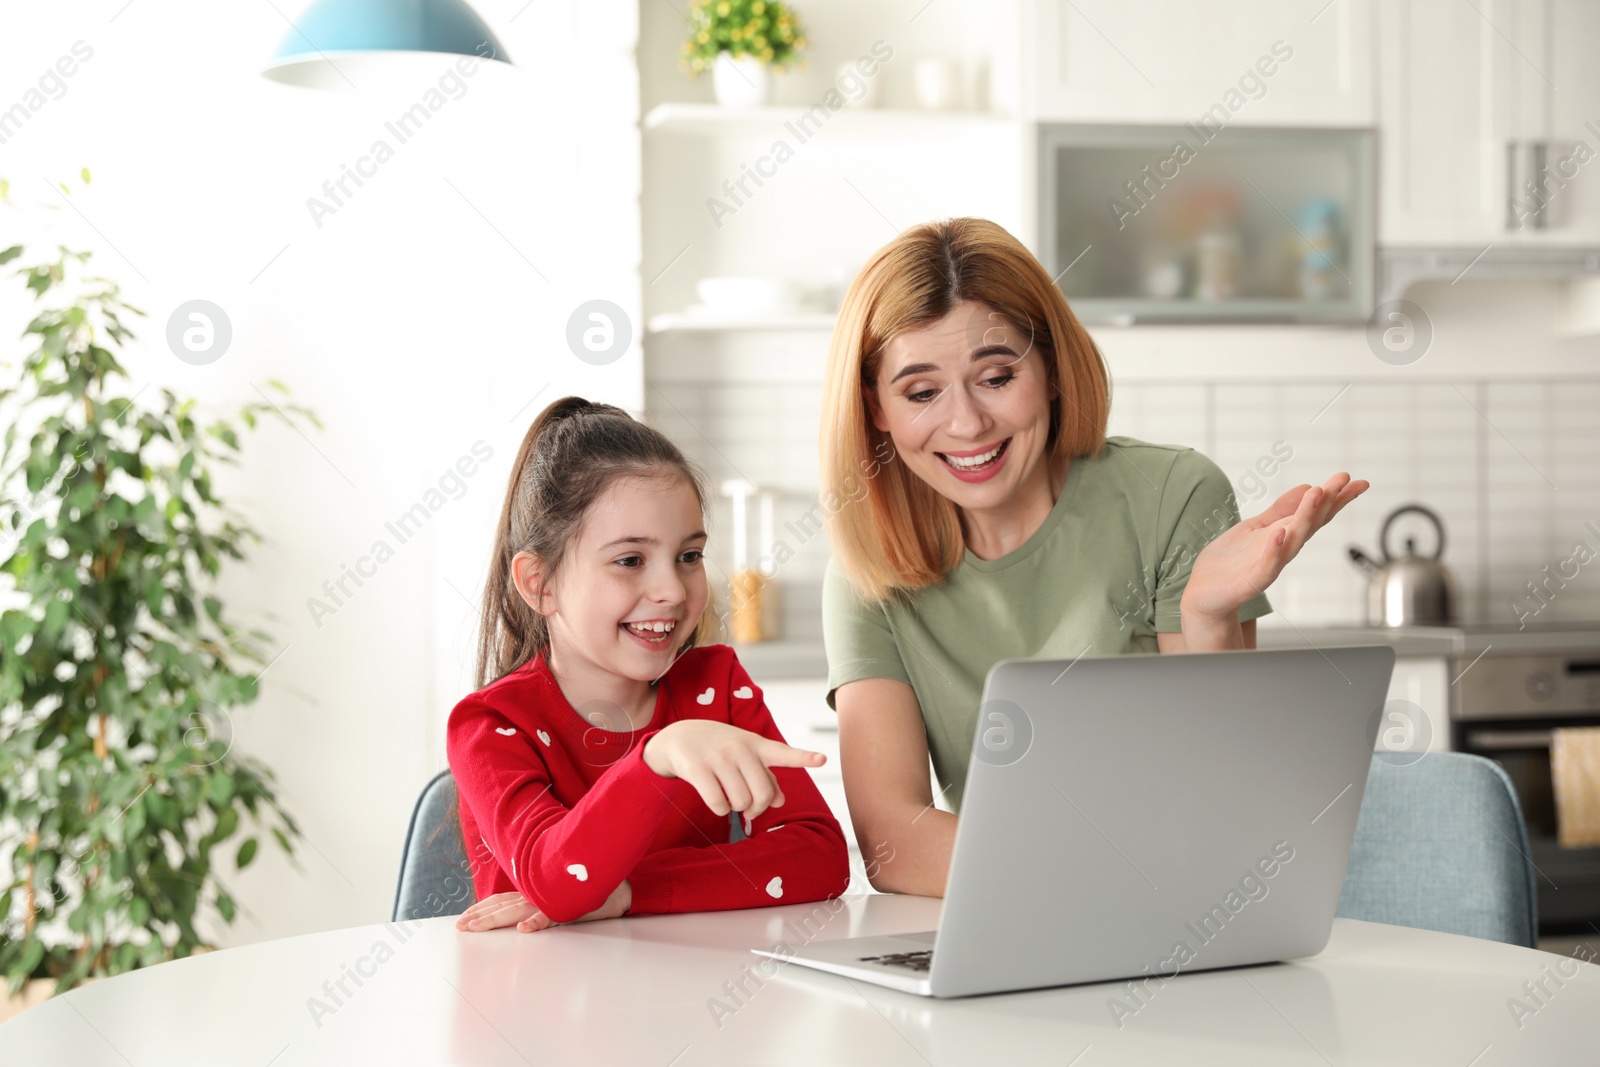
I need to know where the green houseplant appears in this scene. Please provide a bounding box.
[683,0,807,106]
[0,172,312,999]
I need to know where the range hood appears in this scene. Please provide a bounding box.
[1379,246,1600,303]
[1379,246,1600,335]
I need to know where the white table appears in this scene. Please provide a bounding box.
[3,893,1596,1064]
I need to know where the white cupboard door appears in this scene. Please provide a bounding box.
[1377,0,1537,245]
[1028,0,1373,126]
[1541,0,1600,241]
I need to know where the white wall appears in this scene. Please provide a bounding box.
[0,0,642,947]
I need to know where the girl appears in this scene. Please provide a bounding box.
[447,396,850,933]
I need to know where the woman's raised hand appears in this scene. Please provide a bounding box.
[643,719,826,822]
[1181,472,1369,621]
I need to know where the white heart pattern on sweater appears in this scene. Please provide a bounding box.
[696,688,715,705]
[536,729,551,746]
[494,727,516,736]
[765,876,783,898]
[733,686,753,699]
[567,864,589,881]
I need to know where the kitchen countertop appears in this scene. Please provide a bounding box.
[1256,620,1600,660]
[730,638,831,680]
[734,622,1600,681]
[1252,623,1463,658]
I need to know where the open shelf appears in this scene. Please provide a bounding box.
[642,101,1014,138]
[647,311,838,334]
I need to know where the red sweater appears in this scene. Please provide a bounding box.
[446,644,851,922]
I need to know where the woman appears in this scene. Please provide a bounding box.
[819,218,1366,897]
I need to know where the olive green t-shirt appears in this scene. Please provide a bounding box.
[822,436,1273,813]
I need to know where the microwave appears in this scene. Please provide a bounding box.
[1039,124,1375,324]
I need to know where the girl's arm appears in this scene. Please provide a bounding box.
[447,700,689,923]
[625,657,852,915]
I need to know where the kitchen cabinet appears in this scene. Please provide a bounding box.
[1253,626,1456,753]
[1381,655,1452,755]
[1379,0,1600,245]
[1026,0,1374,126]
[1542,0,1600,240]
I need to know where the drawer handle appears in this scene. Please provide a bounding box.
[1466,729,1553,750]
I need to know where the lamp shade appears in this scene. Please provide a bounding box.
[263,0,511,89]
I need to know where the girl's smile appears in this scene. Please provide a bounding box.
[621,617,679,648]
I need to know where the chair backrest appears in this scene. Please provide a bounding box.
[1337,751,1539,948]
[393,770,476,922]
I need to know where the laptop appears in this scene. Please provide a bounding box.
[751,645,1396,998]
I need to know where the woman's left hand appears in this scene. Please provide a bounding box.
[1181,473,1369,621]
[455,880,632,933]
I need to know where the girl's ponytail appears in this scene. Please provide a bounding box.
[474,396,715,688]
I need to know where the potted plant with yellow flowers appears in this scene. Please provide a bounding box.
[683,0,807,107]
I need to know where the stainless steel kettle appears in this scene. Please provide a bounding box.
[1348,504,1457,627]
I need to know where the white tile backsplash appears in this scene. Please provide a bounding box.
[649,374,1600,637]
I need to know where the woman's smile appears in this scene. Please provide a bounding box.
[935,438,1011,480]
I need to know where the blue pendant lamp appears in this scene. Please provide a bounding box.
[263,0,512,88]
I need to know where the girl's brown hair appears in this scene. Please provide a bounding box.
[475,395,717,688]
[819,217,1111,601]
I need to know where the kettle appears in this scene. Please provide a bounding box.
[1348,504,1457,627]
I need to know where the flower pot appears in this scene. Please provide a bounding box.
[0,944,217,1022]
[0,974,108,1023]
[0,978,57,1023]
[713,53,769,107]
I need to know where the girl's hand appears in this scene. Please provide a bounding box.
[455,881,633,933]
[455,891,539,932]
[1182,472,1369,621]
[642,719,826,822]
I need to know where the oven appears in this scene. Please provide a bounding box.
[1453,639,1600,932]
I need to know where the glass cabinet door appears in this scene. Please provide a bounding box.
[1040,125,1374,323]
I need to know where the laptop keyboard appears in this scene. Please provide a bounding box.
[857,950,933,972]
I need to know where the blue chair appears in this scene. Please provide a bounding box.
[393,770,476,922]
[393,770,750,922]
[1336,751,1539,948]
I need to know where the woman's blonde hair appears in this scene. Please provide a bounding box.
[820,217,1111,601]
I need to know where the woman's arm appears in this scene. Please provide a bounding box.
[1156,469,1365,653]
[1176,475,1366,635]
[1157,618,1256,653]
[835,677,958,898]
